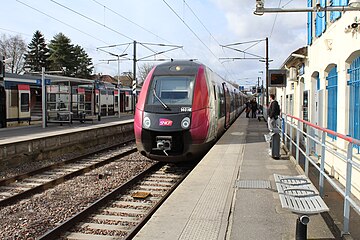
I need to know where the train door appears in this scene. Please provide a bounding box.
[222,83,230,129]
[119,90,124,112]
[18,84,31,122]
[95,89,100,116]
[108,89,114,115]
[77,88,85,113]
[100,89,107,116]
[84,88,92,116]
[114,90,119,115]
[0,83,6,127]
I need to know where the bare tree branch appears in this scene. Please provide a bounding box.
[0,34,26,73]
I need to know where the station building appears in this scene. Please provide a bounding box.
[275,1,360,198]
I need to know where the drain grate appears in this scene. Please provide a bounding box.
[235,180,271,189]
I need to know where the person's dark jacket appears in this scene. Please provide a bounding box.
[251,101,257,111]
[268,100,280,119]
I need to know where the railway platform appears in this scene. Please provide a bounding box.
[0,114,135,170]
[134,114,341,240]
[0,114,134,141]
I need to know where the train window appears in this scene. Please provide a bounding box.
[20,93,29,112]
[147,76,195,105]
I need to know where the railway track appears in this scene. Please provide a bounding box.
[0,140,136,207]
[38,162,194,240]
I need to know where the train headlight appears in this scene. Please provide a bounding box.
[143,117,151,129]
[181,117,190,129]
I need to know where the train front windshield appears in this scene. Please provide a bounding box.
[146,76,195,106]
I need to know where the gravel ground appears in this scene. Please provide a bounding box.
[0,151,154,239]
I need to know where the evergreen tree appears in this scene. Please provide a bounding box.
[48,33,75,76]
[72,45,93,78]
[48,33,93,78]
[23,30,50,72]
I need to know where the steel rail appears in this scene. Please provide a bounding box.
[0,140,136,207]
[38,162,193,240]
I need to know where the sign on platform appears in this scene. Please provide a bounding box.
[36,79,51,85]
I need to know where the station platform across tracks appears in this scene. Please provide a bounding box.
[0,115,135,169]
[0,114,134,143]
[134,114,336,240]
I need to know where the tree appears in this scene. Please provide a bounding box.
[48,33,75,76]
[24,30,50,72]
[138,63,155,85]
[48,33,93,78]
[72,45,93,78]
[0,34,27,74]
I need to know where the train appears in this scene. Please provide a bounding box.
[134,60,249,162]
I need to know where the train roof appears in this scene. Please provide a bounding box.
[156,60,201,67]
[153,60,203,76]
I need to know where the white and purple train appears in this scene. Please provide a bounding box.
[134,60,248,162]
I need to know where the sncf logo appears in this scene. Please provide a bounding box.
[159,118,173,126]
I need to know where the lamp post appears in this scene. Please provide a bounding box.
[41,67,46,128]
[97,51,128,118]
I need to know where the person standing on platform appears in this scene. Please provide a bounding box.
[251,99,258,118]
[245,100,251,118]
[267,94,280,132]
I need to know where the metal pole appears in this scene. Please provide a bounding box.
[41,67,46,128]
[305,124,311,176]
[296,120,301,164]
[257,76,260,105]
[319,131,326,197]
[133,40,137,114]
[343,142,353,235]
[117,56,120,119]
[265,37,269,107]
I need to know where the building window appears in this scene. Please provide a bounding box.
[317,74,320,90]
[326,66,338,139]
[315,0,327,37]
[348,56,360,151]
[307,0,313,45]
[330,0,342,22]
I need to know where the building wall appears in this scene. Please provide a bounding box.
[277,10,360,198]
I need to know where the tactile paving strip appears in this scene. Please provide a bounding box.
[235,180,271,189]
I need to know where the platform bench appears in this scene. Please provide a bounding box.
[274,174,329,239]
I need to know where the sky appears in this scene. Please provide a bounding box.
[1,0,307,87]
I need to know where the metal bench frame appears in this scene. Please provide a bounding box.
[274,174,329,240]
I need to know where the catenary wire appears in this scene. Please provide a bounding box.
[269,0,282,38]
[90,0,173,44]
[50,0,135,41]
[163,0,233,80]
[16,0,111,45]
[182,0,237,80]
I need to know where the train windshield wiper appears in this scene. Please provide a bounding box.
[153,81,170,110]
